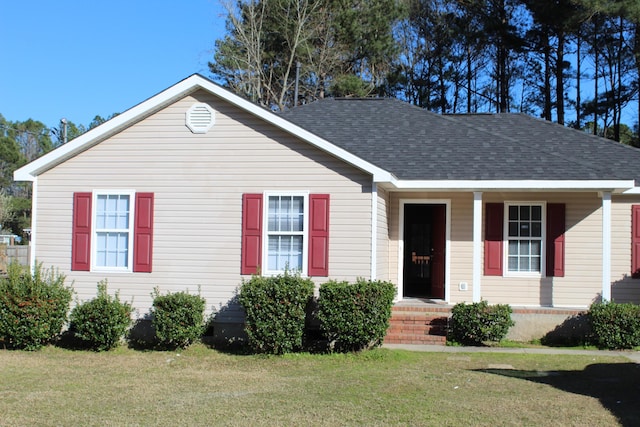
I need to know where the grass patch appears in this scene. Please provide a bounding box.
[1,345,638,426]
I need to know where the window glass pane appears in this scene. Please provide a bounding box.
[520,205,530,220]
[508,221,518,237]
[268,236,279,270]
[289,236,303,270]
[96,196,107,228]
[520,223,530,237]
[519,240,529,255]
[96,233,107,266]
[280,197,291,231]
[531,240,541,256]
[95,231,128,267]
[292,196,304,232]
[508,256,518,271]
[119,233,129,267]
[519,257,530,271]
[509,205,518,221]
[508,241,518,255]
[268,197,278,231]
[268,235,302,271]
[97,195,130,230]
[531,257,540,271]
[532,205,542,220]
[531,222,541,237]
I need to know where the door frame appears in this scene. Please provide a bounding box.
[397,199,451,302]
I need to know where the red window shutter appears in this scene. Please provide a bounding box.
[632,205,640,278]
[546,203,565,277]
[308,194,330,277]
[484,203,503,276]
[242,194,263,275]
[133,193,154,273]
[72,192,92,271]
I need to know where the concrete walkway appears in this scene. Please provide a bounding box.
[383,343,640,363]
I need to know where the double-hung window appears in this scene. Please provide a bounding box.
[94,192,134,270]
[506,203,544,274]
[241,192,329,277]
[265,194,307,274]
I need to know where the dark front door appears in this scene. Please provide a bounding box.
[403,204,446,299]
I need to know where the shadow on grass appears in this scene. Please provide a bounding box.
[476,363,640,426]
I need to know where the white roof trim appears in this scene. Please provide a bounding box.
[12,74,640,195]
[387,179,636,192]
[14,74,392,182]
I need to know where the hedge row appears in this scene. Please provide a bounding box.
[0,263,206,351]
[4,262,640,352]
[239,274,396,354]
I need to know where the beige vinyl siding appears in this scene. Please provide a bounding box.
[34,90,373,315]
[448,194,474,303]
[610,196,640,302]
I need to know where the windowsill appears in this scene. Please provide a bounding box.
[504,272,543,279]
[91,267,133,274]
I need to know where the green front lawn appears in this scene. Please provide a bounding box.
[1,345,638,426]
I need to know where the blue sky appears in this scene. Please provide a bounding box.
[0,0,226,131]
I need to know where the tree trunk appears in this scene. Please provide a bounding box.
[467,46,473,113]
[576,31,582,129]
[594,18,599,135]
[543,30,552,121]
[556,30,565,125]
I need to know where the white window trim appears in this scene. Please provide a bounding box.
[262,191,309,276]
[503,201,546,278]
[91,189,136,273]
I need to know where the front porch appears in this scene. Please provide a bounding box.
[385,300,587,345]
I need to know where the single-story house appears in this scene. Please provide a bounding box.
[14,74,640,341]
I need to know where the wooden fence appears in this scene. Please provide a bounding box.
[0,245,30,271]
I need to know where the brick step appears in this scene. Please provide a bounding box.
[383,333,447,345]
[386,311,449,345]
[391,305,453,314]
[386,324,447,336]
[389,313,449,325]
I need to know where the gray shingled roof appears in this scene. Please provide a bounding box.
[280,98,640,182]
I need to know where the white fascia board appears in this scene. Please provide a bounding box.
[14,75,393,182]
[14,76,202,181]
[389,179,636,192]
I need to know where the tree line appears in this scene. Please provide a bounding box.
[210,0,640,144]
[0,115,109,239]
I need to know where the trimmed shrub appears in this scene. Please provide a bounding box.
[151,288,206,349]
[317,279,396,352]
[238,273,314,354]
[0,262,72,350]
[448,300,514,346]
[588,302,640,349]
[69,280,133,351]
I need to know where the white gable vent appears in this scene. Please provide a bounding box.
[186,103,215,134]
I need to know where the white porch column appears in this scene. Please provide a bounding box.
[28,178,38,273]
[370,182,378,281]
[601,191,612,301]
[473,191,483,302]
